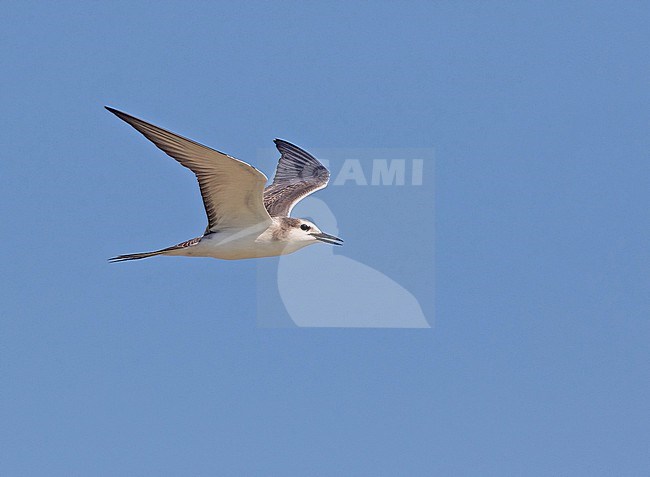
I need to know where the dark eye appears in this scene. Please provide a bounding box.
[300,224,311,231]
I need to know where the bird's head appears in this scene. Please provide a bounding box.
[285,218,343,246]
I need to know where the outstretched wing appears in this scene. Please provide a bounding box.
[106,107,272,232]
[263,139,330,217]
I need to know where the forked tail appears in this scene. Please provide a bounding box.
[108,237,201,263]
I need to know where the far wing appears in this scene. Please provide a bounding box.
[106,107,272,232]
[263,139,330,217]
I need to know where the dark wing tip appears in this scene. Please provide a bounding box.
[274,138,294,144]
[273,139,324,166]
[274,138,296,154]
[105,106,134,122]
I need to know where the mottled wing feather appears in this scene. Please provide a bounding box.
[264,139,330,217]
[106,107,271,231]
[174,237,202,249]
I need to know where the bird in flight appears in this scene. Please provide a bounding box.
[106,107,342,262]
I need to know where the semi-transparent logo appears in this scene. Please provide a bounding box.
[257,147,434,328]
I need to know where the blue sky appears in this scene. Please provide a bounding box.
[1,1,649,475]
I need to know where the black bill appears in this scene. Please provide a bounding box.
[310,232,344,246]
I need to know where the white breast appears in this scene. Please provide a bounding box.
[172,227,311,260]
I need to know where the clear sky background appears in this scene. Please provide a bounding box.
[1,1,649,475]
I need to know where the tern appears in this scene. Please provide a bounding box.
[106,107,343,262]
